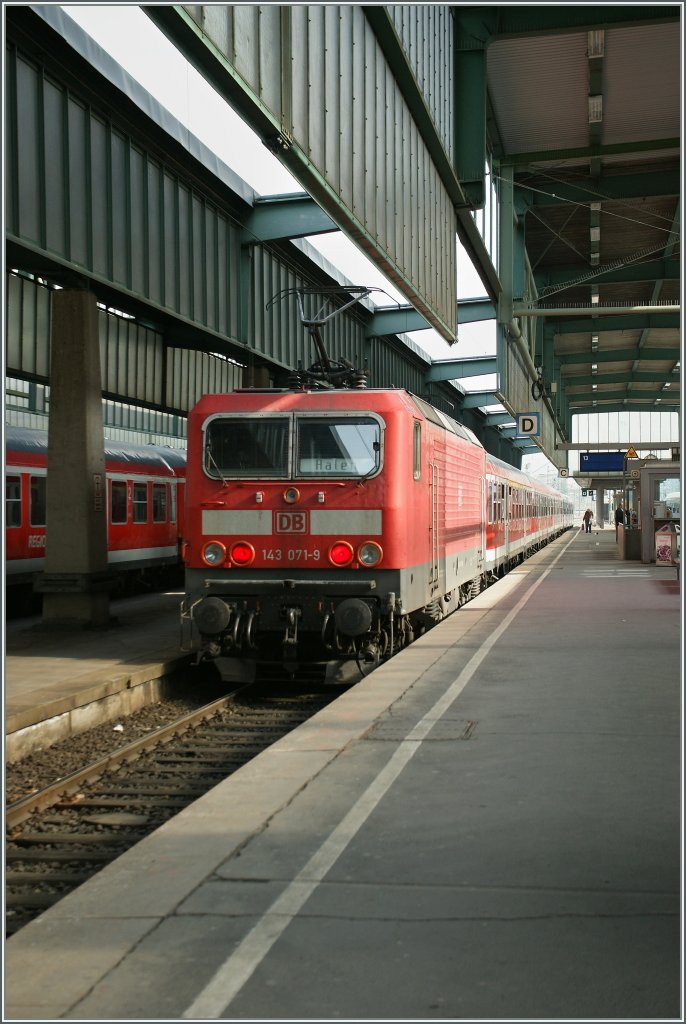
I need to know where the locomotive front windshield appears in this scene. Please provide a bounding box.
[297,418,380,477]
[205,418,289,478]
[204,415,381,479]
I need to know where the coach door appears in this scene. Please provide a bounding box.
[429,461,440,593]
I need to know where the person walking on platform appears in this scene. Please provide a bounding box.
[614,505,625,540]
[583,508,593,533]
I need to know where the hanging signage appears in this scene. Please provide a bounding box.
[516,412,540,436]
[580,452,627,472]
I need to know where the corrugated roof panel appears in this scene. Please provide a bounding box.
[602,24,681,144]
[487,34,589,154]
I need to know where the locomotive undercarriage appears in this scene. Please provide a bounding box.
[182,587,423,683]
[182,528,568,684]
[181,566,470,684]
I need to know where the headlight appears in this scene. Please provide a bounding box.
[202,541,227,566]
[357,541,382,567]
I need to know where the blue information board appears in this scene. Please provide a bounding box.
[580,451,627,472]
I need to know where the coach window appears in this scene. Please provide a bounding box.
[111,481,127,524]
[6,476,21,527]
[152,483,167,523]
[413,421,421,479]
[133,482,148,523]
[205,418,289,478]
[30,476,46,526]
[296,417,381,478]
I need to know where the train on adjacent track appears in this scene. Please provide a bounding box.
[5,425,186,609]
[181,385,574,683]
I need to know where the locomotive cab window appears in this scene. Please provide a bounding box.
[205,418,289,478]
[6,475,21,527]
[296,417,381,478]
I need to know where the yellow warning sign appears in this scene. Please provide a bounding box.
[625,447,639,459]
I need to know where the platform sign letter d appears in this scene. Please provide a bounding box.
[516,412,541,437]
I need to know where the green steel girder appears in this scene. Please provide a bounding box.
[453,7,678,47]
[558,347,680,364]
[426,357,498,382]
[563,371,680,386]
[365,297,496,337]
[632,201,680,373]
[462,391,500,409]
[566,388,679,403]
[570,403,680,414]
[453,13,488,208]
[517,170,681,207]
[506,137,679,167]
[512,439,539,450]
[552,315,680,334]
[484,412,515,426]
[536,259,679,290]
[458,298,497,323]
[365,307,429,337]
[242,194,337,243]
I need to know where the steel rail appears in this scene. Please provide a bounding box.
[5,693,238,830]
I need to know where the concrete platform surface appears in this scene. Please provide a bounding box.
[5,589,188,737]
[4,530,682,1020]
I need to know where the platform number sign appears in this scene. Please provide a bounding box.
[516,412,541,436]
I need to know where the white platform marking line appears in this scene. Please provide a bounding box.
[182,532,577,1019]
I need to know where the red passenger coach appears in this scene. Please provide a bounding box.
[182,387,573,682]
[5,426,186,600]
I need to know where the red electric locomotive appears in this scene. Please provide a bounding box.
[5,425,186,605]
[181,386,573,682]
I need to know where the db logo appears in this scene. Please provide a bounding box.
[275,512,307,533]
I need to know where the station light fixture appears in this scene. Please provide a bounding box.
[588,95,603,123]
[587,29,605,58]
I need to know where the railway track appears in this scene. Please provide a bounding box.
[5,680,339,938]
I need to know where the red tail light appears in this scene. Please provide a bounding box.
[230,541,255,566]
[329,541,354,566]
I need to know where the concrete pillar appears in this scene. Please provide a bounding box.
[40,289,111,626]
[595,486,605,529]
